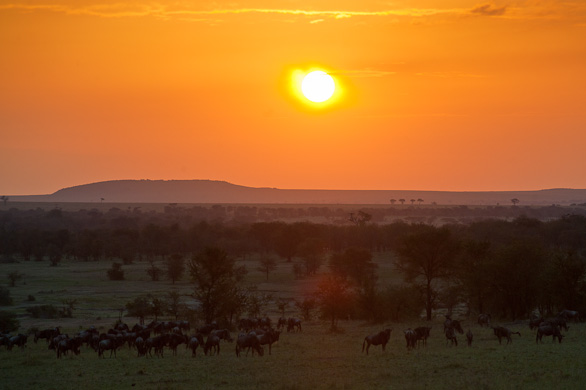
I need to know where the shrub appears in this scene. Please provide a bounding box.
[26,304,60,319]
[0,310,19,332]
[0,287,13,306]
[107,262,125,280]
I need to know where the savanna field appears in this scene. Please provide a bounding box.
[2,257,586,390]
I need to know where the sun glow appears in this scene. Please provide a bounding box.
[301,70,335,103]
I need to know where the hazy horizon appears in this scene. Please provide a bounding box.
[2,1,585,195]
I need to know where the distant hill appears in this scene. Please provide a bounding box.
[8,180,586,205]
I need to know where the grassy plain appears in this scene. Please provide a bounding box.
[2,258,586,390]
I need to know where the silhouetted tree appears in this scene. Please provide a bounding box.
[511,198,520,206]
[257,255,277,281]
[390,199,397,205]
[399,199,406,205]
[395,225,461,320]
[7,271,23,287]
[189,246,247,324]
[166,253,185,284]
[317,275,354,330]
[126,296,151,325]
[107,262,125,281]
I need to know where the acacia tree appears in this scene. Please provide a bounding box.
[316,274,354,330]
[257,255,277,281]
[395,225,461,320]
[189,246,247,324]
[167,254,185,284]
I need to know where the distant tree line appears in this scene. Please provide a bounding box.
[1,206,586,322]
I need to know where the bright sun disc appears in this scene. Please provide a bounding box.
[301,70,335,103]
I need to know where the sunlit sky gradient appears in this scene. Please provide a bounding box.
[1,1,585,195]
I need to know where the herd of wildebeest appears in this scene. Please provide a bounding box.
[0,309,580,359]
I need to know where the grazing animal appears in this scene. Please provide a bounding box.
[445,327,458,346]
[529,317,544,330]
[536,324,564,343]
[544,317,569,331]
[255,329,281,355]
[477,314,491,327]
[404,329,417,350]
[34,327,60,344]
[362,329,392,355]
[57,337,81,358]
[414,326,432,347]
[7,334,28,350]
[235,333,264,357]
[287,318,302,333]
[558,310,580,322]
[210,329,233,342]
[98,339,117,358]
[204,335,221,355]
[466,329,473,347]
[492,326,521,344]
[187,334,204,357]
[444,318,464,335]
[277,317,287,330]
[197,322,218,335]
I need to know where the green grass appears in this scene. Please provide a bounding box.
[2,259,586,389]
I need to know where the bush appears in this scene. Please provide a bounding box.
[0,287,13,306]
[0,310,19,332]
[107,262,125,280]
[26,304,60,319]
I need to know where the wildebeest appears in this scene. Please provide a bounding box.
[444,318,464,335]
[544,317,569,331]
[187,334,205,357]
[210,329,233,342]
[362,328,392,355]
[98,339,118,358]
[235,333,264,357]
[287,318,302,333]
[34,327,60,344]
[477,314,491,327]
[277,317,287,330]
[492,326,521,344]
[204,335,221,355]
[7,334,27,350]
[167,333,188,356]
[466,329,473,347]
[529,316,544,330]
[536,324,564,343]
[57,337,81,358]
[558,310,580,322]
[255,329,281,355]
[445,327,458,346]
[414,326,432,347]
[197,322,218,335]
[404,329,417,350]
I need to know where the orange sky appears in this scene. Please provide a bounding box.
[1,0,586,195]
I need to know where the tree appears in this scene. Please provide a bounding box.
[394,225,461,320]
[146,260,162,281]
[188,246,247,324]
[0,287,13,306]
[329,247,377,289]
[297,238,324,276]
[126,296,151,325]
[399,199,406,205]
[295,297,317,321]
[390,199,396,205]
[417,198,424,205]
[7,271,23,287]
[244,286,272,318]
[107,262,125,281]
[410,199,416,205]
[348,211,372,226]
[47,243,62,267]
[257,255,277,281]
[166,254,185,284]
[511,198,520,206]
[0,310,19,333]
[167,291,187,320]
[316,274,354,330]
[0,196,8,207]
[456,239,493,314]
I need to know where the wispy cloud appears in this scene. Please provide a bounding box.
[1,2,584,23]
[471,3,507,16]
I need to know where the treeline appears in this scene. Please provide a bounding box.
[1,207,586,322]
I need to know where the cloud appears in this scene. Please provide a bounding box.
[470,3,507,16]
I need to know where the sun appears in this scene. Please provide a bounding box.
[301,70,336,103]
